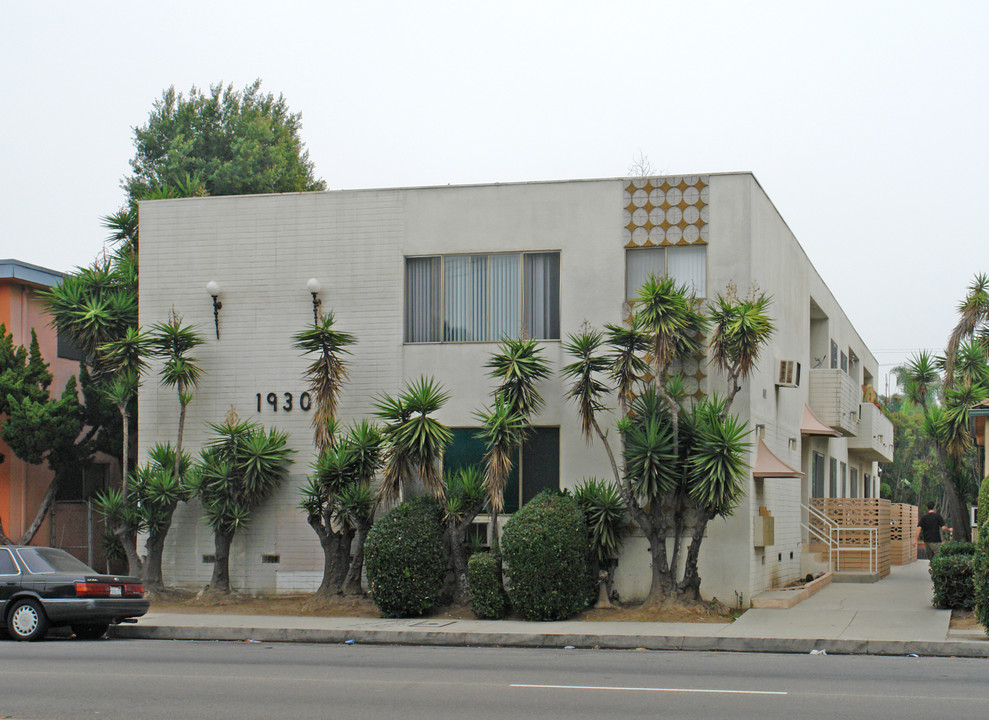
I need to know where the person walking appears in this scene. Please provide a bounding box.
[915,501,951,559]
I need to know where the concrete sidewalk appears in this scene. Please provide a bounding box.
[113,561,989,657]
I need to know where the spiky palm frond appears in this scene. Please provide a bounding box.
[708,291,775,381]
[901,350,941,409]
[375,377,451,501]
[475,395,527,513]
[562,329,611,441]
[946,273,989,383]
[573,478,628,564]
[622,415,679,502]
[293,312,355,451]
[444,465,487,523]
[99,326,152,378]
[633,274,709,380]
[486,336,551,417]
[686,402,751,515]
[150,313,205,390]
[604,320,650,409]
[335,482,377,530]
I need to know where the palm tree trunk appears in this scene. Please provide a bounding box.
[116,526,142,577]
[678,507,713,602]
[209,530,234,593]
[343,523,369,596]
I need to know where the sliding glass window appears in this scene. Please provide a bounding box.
[405,252,560,342]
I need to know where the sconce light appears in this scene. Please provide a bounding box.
[206,281,221,339]
[307,277,322,323]
[754,423,766,438]
[788,437,798,450]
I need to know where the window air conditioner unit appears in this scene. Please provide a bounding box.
[776,359,801,388]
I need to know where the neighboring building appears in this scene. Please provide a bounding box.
[138,173,893,604]
[0,259,111,561]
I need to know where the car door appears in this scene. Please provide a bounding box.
[0,547,22,613]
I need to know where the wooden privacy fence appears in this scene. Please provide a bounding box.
[808,498,892,578]
[890,503,918,565]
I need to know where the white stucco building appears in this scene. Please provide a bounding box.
[138,172,893,605]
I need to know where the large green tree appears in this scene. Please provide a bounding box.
[562,277,774,605]
[0,327,91,545]
[123,79,325,204]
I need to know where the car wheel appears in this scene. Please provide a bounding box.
[7,599,49,641]
[71,623,110,640]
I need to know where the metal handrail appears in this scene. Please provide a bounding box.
[802,503,878,573]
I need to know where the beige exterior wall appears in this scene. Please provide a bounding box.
[139,173,885,604]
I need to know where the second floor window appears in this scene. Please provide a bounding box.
[405,252,560,343]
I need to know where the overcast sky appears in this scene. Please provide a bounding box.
[2,1,986,389]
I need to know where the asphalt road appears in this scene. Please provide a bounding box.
[1,638,987,720]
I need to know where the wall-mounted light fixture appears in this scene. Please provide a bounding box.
[307,277,322,323]
[754,423,766,438]
[206,281,222,339]
[788,437,798,450]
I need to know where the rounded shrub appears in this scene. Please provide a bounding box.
[501,489,591,621]
[936,541,976,557]
[467,552,508,619]
[364,496,446,617]
[930,553,975,610]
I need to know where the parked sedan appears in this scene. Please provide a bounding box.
[1,545,149,641]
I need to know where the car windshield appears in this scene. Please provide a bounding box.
[15,547,97,575]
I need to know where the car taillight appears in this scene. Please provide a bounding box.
[75,582,111,597]
[124,584,145,598]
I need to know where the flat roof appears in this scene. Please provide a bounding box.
[0,259,65,288]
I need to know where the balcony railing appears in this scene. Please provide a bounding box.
[808,368,859,436]
[848,402,894,462]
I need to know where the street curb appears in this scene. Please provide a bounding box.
[111,625,989,658]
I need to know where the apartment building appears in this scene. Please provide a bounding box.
[137,173,893,603]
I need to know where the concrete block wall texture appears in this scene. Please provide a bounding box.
[139,174,883,602]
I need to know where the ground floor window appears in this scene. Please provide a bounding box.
[811,452,825,498]
[444,426,560,513]
[864,472,871,498]
[850,467,859,497]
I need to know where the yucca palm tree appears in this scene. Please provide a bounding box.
[478,337,550,546]
[300,420,384,598]
[191,414,294,594]
[945,273,989,385]
[292,312,355,452]
[574,478,628,605]
[708,289,775,411]
[375,377,452,502]
[143,313,204,589]
[443,465,488,604]
[563,280,771,605]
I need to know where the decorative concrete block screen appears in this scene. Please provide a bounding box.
[810,498,891,578]
[889,503,919,565]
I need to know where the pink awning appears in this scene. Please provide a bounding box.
[752,438,803,478]
[801,405,840,437]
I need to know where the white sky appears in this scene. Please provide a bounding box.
[2,1,986,388]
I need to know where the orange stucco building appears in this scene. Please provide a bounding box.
[0,259,84,546]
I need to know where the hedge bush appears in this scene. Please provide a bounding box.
[936,541,977,557]
[974,531,989,633]
[467,552,508,619]
[501,489,591,621]
[978,476,989,532]
[364,496,446,617]
[931,552,975,610]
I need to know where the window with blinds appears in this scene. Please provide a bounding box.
[625,246,707,300]
[405,252,560,343]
